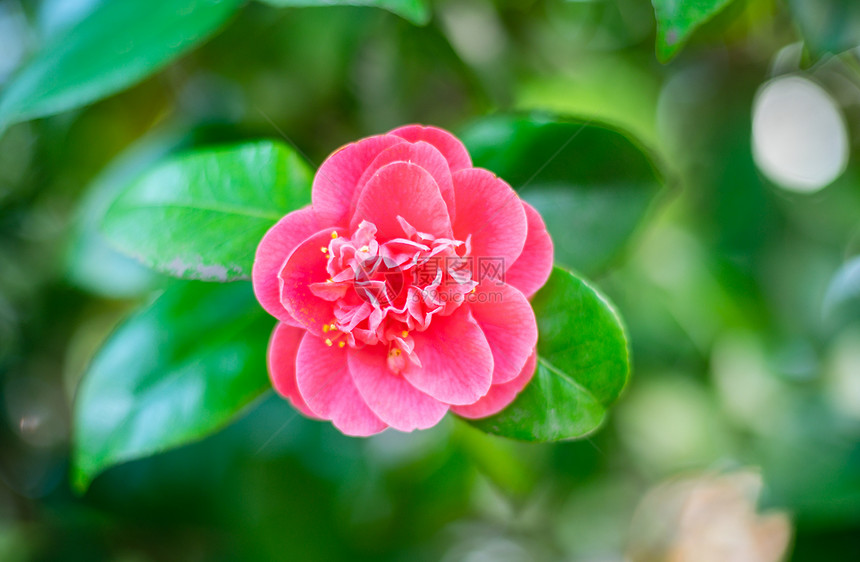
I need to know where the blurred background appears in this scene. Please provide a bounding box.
[1,0,860,560]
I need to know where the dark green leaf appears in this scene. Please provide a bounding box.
[0,0,244,130]
[72,281,274,492]
[258,0,430,25]
[787,0,860,56]
[461,115,663,276]
[468,267,630,442]
[101,140,312,282]
[651,0,736,62]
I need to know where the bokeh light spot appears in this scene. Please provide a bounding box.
[752,75,848,193]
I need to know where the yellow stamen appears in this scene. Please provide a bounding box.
[329,323,336,331]
[320,246,328,253]
[323,324,330,333]
[391,348,402,357]
[360,245,369,253]
[401,330,409,338]
[338,341,345,348]
[324,338,333,347]
[331,231,338,239]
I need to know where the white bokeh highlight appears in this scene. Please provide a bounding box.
[752,75,849,193]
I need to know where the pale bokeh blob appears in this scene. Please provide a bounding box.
[752,76,849,193]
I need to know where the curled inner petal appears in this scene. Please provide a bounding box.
[305,217,478,374]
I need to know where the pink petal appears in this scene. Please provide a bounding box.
[402,306,494,405]
[253,206,321,325]
[452,351,537,419]
[268,323,318,418]
[504,201,554,298]
[351,161,453,241]
[468,281,537,384]
[278,228,345,336]
[295,333,388,436]
[451,169,528,274]
[312,134,404,227]
[389,125,472,172]
[353,141,457,221]
[348,345,449,432]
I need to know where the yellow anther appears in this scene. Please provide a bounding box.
[360,245,369,253]
[331,231,338,239]
[338,341,345,348]
[329,323,336,331]
[324,338,333,347]
[320,246,328,253]
[323,324,330,333]
[401,330,409,338]
[391,348,402,357]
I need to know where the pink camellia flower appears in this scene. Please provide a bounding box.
[252,125,553,435]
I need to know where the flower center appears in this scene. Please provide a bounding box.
[309,217,476,372]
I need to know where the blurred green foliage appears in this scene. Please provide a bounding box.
[2,0,860,561]
[0,0,246,130]
[462,115,664,274]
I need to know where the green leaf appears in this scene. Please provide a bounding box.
[461,114,664,276]
[72,281,274,492]
[0,0,244,130]
[651,0,736,62]
[468,267,630,442]
[258,0,430,25]
[101,140,312,282]
[787,0,860,57]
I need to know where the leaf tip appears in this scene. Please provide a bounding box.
[70,459,95,496]
[656,34,682,63]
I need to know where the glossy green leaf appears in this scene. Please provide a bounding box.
[72,281,274,492]
[468,267,630,441]
[651,0,736,62]
[787,0,860,56]
[101,140,312,282]
[0,0,244,130]
[258,0,430,25]
[461,115,664,276]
